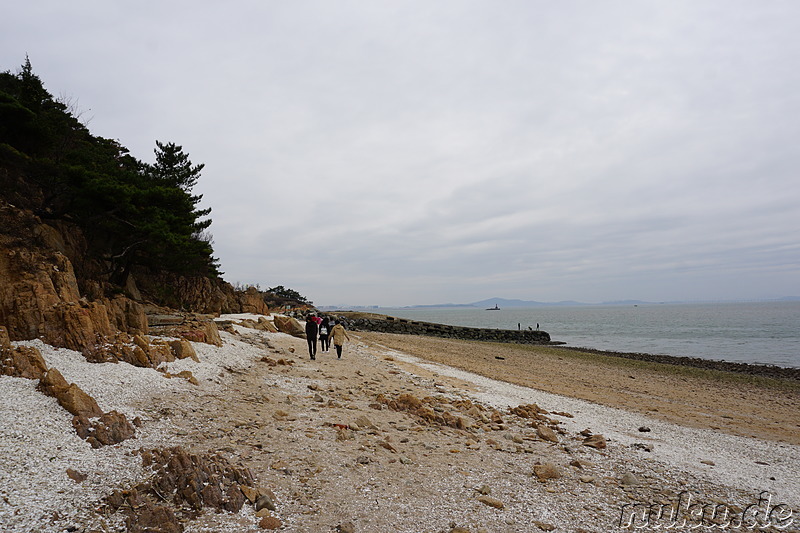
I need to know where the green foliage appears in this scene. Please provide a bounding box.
[267,286,312,305]
[0,58,221,284]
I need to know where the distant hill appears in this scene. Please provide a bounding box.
[320,296,800,310]
[470,298,584,308]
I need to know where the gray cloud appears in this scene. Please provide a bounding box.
[2,1,799,305]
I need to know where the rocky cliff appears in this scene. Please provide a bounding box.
[0,199,272,350]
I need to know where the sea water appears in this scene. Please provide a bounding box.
[378,301,800,368]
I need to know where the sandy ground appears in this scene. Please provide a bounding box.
[2,316,799,532]
[355,332,800,446]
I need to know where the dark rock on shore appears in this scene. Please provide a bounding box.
[338,312,551,345]
[554,346,800,381]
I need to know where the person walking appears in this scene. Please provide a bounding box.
[318,319,330,353]
[329,320,350,359]
[305,314,319,360]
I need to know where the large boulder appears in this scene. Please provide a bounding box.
[172,318,223,347]
[273,316,305,338]
[57,383,104,418]
[37,367,70,397]
[237,286,269,315]
[37,366,103,418]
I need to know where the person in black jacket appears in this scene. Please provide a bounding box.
[305,315,319,360]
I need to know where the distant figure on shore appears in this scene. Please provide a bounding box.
[537,323,539,330]
[305,315,319,360]
[319,319,330,353]
[518,323,521,330]
[329,320,350,360]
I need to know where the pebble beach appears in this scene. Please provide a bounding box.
[1,314,798,532]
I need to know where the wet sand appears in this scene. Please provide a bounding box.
[355,331,800,445]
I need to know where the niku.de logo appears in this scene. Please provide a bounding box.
[618,491,794,530]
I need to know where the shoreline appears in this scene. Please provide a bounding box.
[353,331,800,446]
[337,311,800,379]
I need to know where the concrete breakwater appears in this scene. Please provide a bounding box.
[337,312,552,345]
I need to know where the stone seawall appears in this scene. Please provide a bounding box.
[338,313,551,345]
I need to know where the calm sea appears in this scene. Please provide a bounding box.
[378,301,800,368]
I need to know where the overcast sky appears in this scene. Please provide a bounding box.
[3,1,799,306]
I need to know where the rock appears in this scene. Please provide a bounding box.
[533,463,562,481]
[125,503,182,533]
[536,425,560,443]
[579,475,595,483]
[533,520,556,531]
[632,442,653,452]
[476,484,491,495]
[112,446,255,516]
[700,460,716,466]
[57,383,103,418]
[569,459,593,469]
[177,318,223,346]
[0,343,47,379]
[378,440,397,453]
[91,410,136,446]
[583,434,607,449]
[36,367,70,398]
[273,316,305,337]
[638,426,651,432]
[336,522,356,533]
[0,326,11,352]
[477,495,504,509]
[168,338,198,361]
[255,494,276,512]
[509,403,549,421]
[620,472,639,486]
[174,370,199,386]
[336,428,354,441]
[257,317,278,332]
[259,515,282,530]
[354,415,377,430]
[73,410,136,448]
[66,468,87,483]
[238,287,270,315]
[240,485,259,503]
